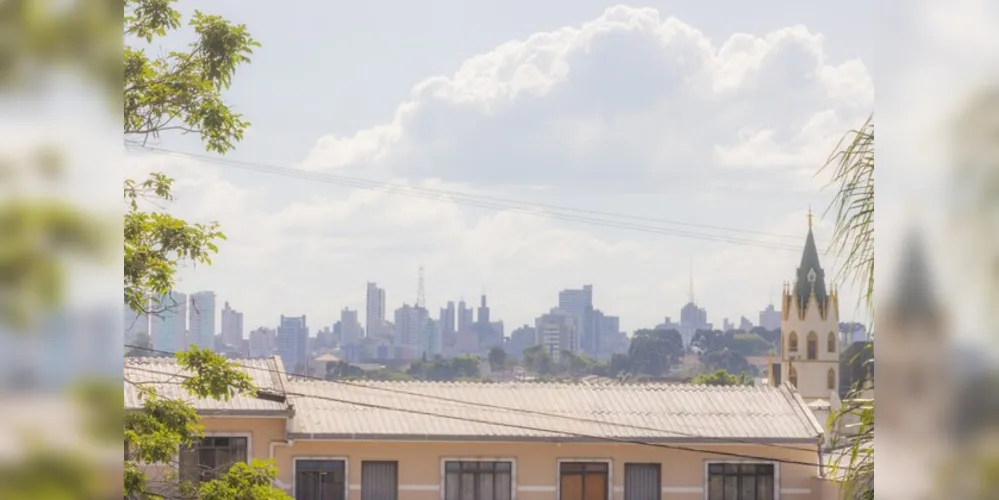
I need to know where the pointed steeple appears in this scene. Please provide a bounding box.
[793,212,828,313]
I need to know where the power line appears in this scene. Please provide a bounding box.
[124,345,839,466]
[126,144,833,254]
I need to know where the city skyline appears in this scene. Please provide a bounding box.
[124,2,874,333]
[129,281,789,346]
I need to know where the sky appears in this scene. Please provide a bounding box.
[120,0,880,334]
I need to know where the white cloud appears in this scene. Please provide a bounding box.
[302,6,872,191]
[125,5,873,335]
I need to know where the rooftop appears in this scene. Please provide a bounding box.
[124,357,290,415]
[286,379,824,443]
[123,357,824,443]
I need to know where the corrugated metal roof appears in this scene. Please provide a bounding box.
[124,357,289,414]
[286,380,823,442]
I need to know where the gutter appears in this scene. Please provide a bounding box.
[269,407,297,461]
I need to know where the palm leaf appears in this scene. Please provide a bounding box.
[818,114,875,500]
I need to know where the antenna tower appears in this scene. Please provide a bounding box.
[416,265,426,309]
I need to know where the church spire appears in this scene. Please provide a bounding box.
[794,209,828,314]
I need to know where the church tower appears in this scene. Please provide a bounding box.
[777,209,841,402]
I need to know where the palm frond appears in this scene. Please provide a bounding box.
[819,114,875,500]
[819,113,875,325]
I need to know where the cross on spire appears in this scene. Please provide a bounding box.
[807,205,814,228]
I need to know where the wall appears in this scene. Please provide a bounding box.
[271,440,825,499]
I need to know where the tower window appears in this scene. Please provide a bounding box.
[789,367,798,388]
[806,332,818,360]
[788,332,798,352]
[827,368,836,390]
[827,332,837,353]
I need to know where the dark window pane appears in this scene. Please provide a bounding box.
[708,474,725,500]
[495,472,512,500]
[740,474,757,499]
[496,462,512,472]
[445,471,460,500]
[756,474,774,500]
[446,462,460,472]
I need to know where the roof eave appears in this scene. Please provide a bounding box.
[125,407,292,417]
[287,433,820,445]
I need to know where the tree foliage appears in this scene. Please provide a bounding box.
[627,328,684,376]
[487,346,508,372]
[408,355,482,381]
[120,1,288,498]
[690,369,754,387]
[123,0,258,314]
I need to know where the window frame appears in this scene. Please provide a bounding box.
[806,332,818,360]
[361,460,399,500]
[826,332,836,353]
[439,457,517,500]
[702,460,779,500]
[556,458,612,500]
[787,332,798,352]
[827,367,837,390]
[292,456,349,500]
[623,462,661,500]
[178,432,252,484]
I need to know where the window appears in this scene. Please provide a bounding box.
[362,461,398,500]
[296,459,346,500]
[624,463,660,500]
[559,462,609,500]
[788,332,798,352]
[827,368,836,390]
[827,332,837,353]
[707,462,775,500]
[788,367,798,388]
[444,461,513,500]
[806,332,818,360]
[179,436,248,483]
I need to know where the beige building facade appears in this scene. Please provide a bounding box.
[126,355,843,500]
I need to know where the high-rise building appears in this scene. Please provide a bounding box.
[339,308,362,345]
[759,303,781,331]
[423,318,442,357]
[558,285,595,356]
[457,299,473,332]
[151,291,187,353]
[123,300,149,347]
[476,295,490,325]
[188,291,216,351]
[276,315,309,374]
[440,301,456,336]
[679,302,710,346]
[393,304,430,357]
[220,301,243,348]
[248,327,275,358]
[365,282,386,336]
[535,308,578,364]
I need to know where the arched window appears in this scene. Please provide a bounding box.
[806,332,818,360]
[827,332,837,353]
[789,367,798,388]
[827,368,836,390]
[788,332,799,352]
